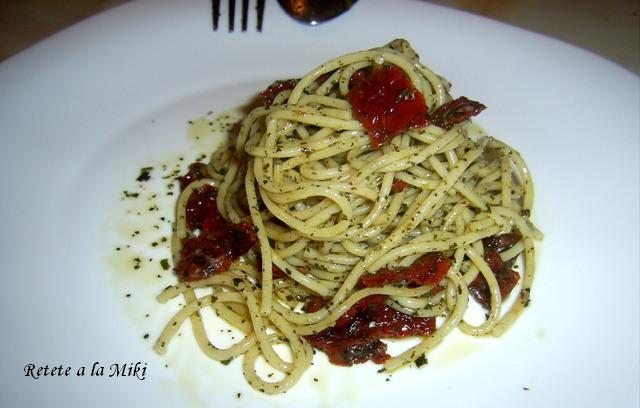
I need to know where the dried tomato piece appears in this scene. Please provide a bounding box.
[391,178,408,193]
[483,233,521,253]
[305,335,389,366]
[333,295,388,329]
[184,185,222,231]
[431,97,486,130]
[179,162,210,190]
[175,181,257,282]
[402,253,451,286]
[304,295,326,313]
[469,248,520,309]
[271,264,287,279]
[364,303,436,338]
[304,295,435,366]
[347,66,430,148]
[359,269,397,288]
[359,253,451,288]
[259,79,299,106]
[305,298,389,366]
[223,222,258,256]
[176,239,233,282]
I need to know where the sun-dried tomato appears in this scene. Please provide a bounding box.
[430,96,486,130]
[347,66,430,148]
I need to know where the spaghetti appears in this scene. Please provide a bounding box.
[153,39,542,394]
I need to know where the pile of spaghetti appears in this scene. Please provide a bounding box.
[154,39,542,394]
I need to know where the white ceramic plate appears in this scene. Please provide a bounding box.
[1,0,638,407]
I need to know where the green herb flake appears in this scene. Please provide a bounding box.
[415,354,428,368]
[136,167,154,182]
[122,190,140,198]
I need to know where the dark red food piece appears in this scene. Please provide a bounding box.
[363,298,435,338]
[483,233,521,252]
[359,253,451,288]
[184,184,223,231]
[304,295,326,313]
[317,72,333,84]
[179,162,210,191]
[347,66,430,148]
[176,237,234,282]
[468,234,521,309]
[332,295,387,329]
[391,178,408,193]
[430,97,486,130]
[256,260,287,279]
[260,79,299,106]
[175,184,257,282]
[306,336,390,366]
[271,264,287,279]
[305,295,435,366]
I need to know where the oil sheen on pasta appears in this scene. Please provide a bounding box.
[153,39,542,394]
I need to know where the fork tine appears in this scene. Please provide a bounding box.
[256,0,265,31]
[241,0,249,31]
[213,0,264,32]
[212,0,220,30]
[228,0,236,32]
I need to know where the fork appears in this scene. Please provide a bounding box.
[212,0,266,32]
